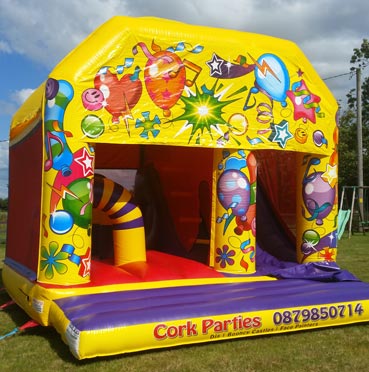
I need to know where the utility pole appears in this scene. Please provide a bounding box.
[356,67,364,228]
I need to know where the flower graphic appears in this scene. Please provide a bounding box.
[40,241,69,279]
[216,245,235,268]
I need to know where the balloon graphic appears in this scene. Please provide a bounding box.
[313,130,328,147]
[217,169,251,217]
[301,229,320,256]
[93,67,142,125]
[49,210,74,234]
[62,178,92,229]
[133,42,186,117]
[254,53,290,106]
[81,115,105,139]
[303,229,320,244]
[303,172,335,225]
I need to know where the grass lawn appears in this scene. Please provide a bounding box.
[1,234,369,371]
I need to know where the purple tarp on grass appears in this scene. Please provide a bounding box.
[255,246,360,282]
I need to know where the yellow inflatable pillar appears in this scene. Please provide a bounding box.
[211,148,257,274]
[39,80,93,285]
[296,152,338,263]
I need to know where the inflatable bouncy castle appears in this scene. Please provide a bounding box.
[4,16,369,359]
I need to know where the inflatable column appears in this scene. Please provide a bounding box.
[211,148,257,274]
[296,152,338,263]
[39,78,93,285]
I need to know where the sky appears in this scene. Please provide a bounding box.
[0,0,368,198]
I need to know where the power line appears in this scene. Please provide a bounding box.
[323,72,352,81]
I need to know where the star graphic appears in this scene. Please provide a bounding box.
[74,147,94,177]
[297,68,304,77]
[319,247,336,261]
[329,231,337,245]
[321,163,338,188]
[286,80,321,123]
[206,53,224,76]
[272,120,293,148]
[78,247,91,277]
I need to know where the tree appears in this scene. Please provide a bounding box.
[350,39,369,70]
[347,39,369,129]
[338,108,359,186]
[0,198,8,211]
[339,39,369,188]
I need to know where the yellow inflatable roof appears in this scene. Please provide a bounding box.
[11,16,338,153]
[10,82,44,143]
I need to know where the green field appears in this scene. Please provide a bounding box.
[1,234,369,372]
[0,211,6,245]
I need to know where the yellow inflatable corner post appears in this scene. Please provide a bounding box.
[39,79,93,284]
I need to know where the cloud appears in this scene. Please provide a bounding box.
[0,100,17,117]
[0,88,33,199]
[0,0,367,84]
[0,40,12,53]
[1,0,367,107]
[0,142,8,169]
[0,89,35,123]
[0,0,131,68]
[10,88,35,105]
[0,0,367,117]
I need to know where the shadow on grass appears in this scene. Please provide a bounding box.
[0,267,79,363]
[0,266,145,365]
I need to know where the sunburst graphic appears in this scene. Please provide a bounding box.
[172,83,239,143]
